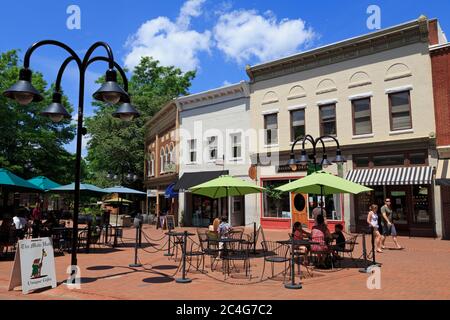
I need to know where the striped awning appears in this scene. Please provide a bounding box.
[436,160,450,186]
[345,167,433,186]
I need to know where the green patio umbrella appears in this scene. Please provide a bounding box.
[276,170,373,194]
[27,176,61,191]
[275,170,372,202]
[189,175,265,199]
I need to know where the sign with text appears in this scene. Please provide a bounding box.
[147,189,158,197]
[8,237,57,294]
[166,215,175,231]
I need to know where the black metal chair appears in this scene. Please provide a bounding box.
[332,234,359,267]
[261,241,290,282]
[222,240,252,279]
[184,236,205,273]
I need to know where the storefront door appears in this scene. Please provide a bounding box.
[387,186,411,234]
[231,196,245,227]
[291,193,308,227]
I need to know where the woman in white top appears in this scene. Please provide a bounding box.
[367,204,383,253]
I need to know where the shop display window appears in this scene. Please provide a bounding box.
[412,186,431,224]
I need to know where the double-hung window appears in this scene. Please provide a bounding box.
[264,113,278,145]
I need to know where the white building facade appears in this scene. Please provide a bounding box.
[174,82,258,227]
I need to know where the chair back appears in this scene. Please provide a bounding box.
[345,235,358,251]
[261,241,289,259]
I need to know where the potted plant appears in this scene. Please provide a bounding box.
[265,184,283,216]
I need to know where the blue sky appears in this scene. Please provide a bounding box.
[1,0,449,156]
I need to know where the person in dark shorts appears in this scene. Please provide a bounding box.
[380,198,403,250]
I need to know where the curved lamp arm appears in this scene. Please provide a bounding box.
[24,40,82,69]
[82,41,115,70]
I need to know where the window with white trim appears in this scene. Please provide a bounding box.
[389,91,412,131]
[230,133,242,159]
[207,136,218,161]
[188,139,197,163]
[160,148,165,173]
[264,113,278,145]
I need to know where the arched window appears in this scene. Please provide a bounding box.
[147,153,155,177]
[160,148,165,173]
[169,143,175,164]
[165,146,170,172]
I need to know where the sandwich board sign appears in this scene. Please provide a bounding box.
[8,237,57,294]
[166,215,175,231]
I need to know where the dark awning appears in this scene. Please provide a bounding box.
[173,170,228,191]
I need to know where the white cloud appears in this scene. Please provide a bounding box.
[213,9,316,65]
[124,0,212,72]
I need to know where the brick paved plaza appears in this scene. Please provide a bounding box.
[1,225,449,300]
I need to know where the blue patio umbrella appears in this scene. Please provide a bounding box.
[48,182,109,195]
[27,176,61,191]
[102,186,146,229]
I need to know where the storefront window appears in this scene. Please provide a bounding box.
[308,194,342,221]
[373,154,405,167]
[192,195,219,227]
[409,152,426,165]
[354,156,370,168]
[412,186,431,224]
[263,180,291,218]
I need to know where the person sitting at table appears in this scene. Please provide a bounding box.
[331,224,346,259]
[13,212,28,239]
[218,216,231,239]
[41,212,57,237]
[292,222,310,263]
[311,214,332,267]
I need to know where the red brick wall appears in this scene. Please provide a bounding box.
[431,48,450,146]
[428,20,439,46]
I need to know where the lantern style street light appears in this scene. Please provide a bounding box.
[3,40,140,279]
[287,134,346,172]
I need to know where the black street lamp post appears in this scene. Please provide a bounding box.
[3,40,140,278]
[287,134,346,218]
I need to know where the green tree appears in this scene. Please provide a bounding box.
[85,57,195,187]
[0,50,76,184]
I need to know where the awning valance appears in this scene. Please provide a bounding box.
[345,166,433,186]
[173,170,228,191]
[436,160,450,186]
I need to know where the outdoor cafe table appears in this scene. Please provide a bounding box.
[277,239,319,289]
[164,231,195,257]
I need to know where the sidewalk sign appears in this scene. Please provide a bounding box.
[8,237,57,294]
[166,215,175,230]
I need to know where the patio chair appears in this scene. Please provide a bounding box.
[184,236,205,273]
[0,228,19,257]
[332,234,359,267]
[222,240,252,279]
[243,226,260,253]
[261,241,290,282]
[197,230,219,271]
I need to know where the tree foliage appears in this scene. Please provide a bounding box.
[85,57,195,187]
[0,50,76,184]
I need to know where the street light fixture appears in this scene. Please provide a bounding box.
[288,134,346,172]
[3,40,140,280]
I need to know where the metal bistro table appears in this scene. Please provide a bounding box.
[165,231,195,283]
[277,238,319,289]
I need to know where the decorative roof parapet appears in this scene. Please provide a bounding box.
[247,16,431,83]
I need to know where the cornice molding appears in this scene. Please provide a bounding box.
[248,19,429,83]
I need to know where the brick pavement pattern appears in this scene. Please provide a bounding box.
[1,225,449,300]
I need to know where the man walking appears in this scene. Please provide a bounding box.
[380,198,403,250]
